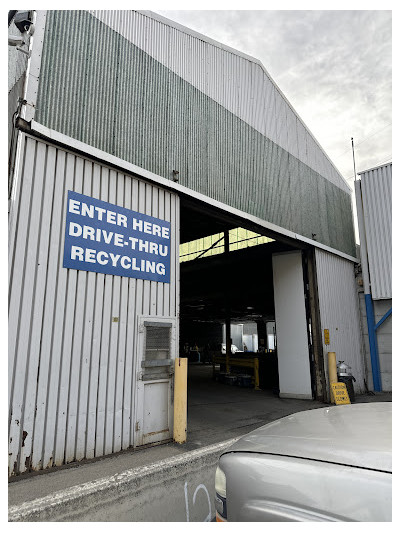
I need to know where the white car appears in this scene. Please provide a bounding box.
[215,402,392,521]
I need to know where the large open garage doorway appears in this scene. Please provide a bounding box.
[179,198,326,445]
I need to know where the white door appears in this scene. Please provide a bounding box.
[272,251,313,399]
[135,316,177,446]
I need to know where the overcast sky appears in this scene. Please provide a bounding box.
[154,8,392,244]
[155,9,392,186]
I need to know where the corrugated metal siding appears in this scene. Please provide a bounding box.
[315,249,365,394]
[34,10,356,257]
[359,163,392,299]
[89,10,348,194]
[8,134,179,475]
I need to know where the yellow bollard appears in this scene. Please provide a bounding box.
[328,351,338,403]
[173,357,188,444]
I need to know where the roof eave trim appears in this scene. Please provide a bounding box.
[27,120,358,263]
[357,161,392,176]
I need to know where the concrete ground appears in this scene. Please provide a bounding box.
[9,363,392,508]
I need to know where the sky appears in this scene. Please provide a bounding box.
[154,6,393,241]
[5,3,393,242]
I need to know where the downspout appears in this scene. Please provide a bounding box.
[354,180,382,391]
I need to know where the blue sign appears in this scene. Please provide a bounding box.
[63,190,170,283]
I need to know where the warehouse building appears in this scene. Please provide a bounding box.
[9,10,365,475]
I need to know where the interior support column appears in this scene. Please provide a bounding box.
[224,230,231,371]
[256,320,267,353]
[306,249,327,401]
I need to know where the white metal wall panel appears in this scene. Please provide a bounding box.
[315,249,365,394]
[8,134,179,475]
[296,119,307,163]
[358,163,392,300]
[306,134,318,176]
[275,92,288,151]
[286,107,299,160]
[87,10,350,194]
[272,252,313,399]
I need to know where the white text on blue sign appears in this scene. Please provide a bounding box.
[63,191,171,283]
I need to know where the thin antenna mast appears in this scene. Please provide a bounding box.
[351,137,357,180]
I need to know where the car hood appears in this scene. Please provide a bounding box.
[224,402,392,472]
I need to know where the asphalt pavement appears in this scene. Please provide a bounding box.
[9,363,392,520]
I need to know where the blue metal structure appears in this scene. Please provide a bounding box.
[374,307,392,331]
[365,297,391,392]
[364,294,381,391]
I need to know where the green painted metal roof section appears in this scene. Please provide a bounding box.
[35,10,356,256]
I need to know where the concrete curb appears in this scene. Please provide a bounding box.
[9,438,238,522]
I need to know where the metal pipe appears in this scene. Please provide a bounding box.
[374,308,392,331]
[365,295,382,391]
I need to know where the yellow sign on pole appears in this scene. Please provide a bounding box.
[324,329,330,345]
[331,382,351,405]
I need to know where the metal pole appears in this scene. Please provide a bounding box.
[224,230,231,373]
[351,137,357,181]
[374,308,392,331]
[254,358,260,390]
[365,294,381,391]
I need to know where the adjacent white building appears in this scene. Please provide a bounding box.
[355,163,392,391]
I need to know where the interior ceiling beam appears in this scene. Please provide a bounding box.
[180,196,310,250]
[179,199,310,324]
[180,242,277,322]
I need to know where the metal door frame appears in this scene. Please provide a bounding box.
[134,314,178,447]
